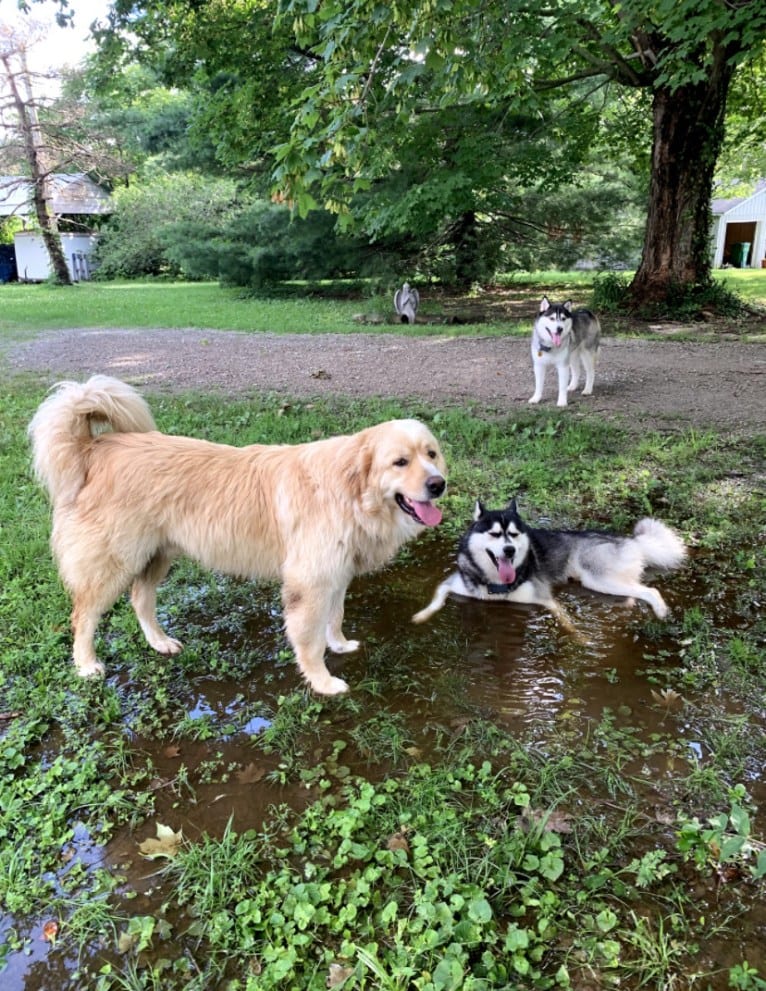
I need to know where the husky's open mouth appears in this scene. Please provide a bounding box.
[395,493,442,526]
[486,549,517,584]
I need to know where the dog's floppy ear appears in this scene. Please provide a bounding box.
[539,296,550,314]
[473,499,485,520]
[343,436,375,505]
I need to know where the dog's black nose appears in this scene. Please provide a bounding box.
[427,476,446,497]
[503,545,515,560]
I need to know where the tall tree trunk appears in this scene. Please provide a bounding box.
[629,57,735,306]
[452,210,481,287]
[2,49,72,285]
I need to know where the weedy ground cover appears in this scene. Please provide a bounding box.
[1,346,765,987]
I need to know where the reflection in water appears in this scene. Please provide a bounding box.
[186,688,271,737]
[6,534,765,991]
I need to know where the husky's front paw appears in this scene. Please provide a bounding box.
[528,394,542,405]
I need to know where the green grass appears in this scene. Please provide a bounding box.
[1,269,764,339]
[0,280,500,338]
[1,307,766,989]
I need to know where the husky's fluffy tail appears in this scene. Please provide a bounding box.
[28,375,156,505]
[633,518,686,571]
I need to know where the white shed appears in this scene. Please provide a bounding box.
[710,182,766,269]
[0,174,111,282]
[13,231,99,282]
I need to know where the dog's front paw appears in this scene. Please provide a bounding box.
[311,674,350,695]
[327,636,360,654]
[528,395,542,405]
[75,657,105,678]
[149,634,183,656]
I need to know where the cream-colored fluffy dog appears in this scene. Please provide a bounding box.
[29,375,447,694]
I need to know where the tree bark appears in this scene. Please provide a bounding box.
[1,48,72,285]
[629,57,735,306]
[452,210,482,287]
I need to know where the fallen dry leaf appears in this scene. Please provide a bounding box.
[117,930,137,954]
[42,920,59,943]
[520,807,573,833]
[138,823,183,860]
[327,962,354,987]
[386,833,410,854]
[651,688,684,710]
[235,762,267,784]
[163,744,182,759]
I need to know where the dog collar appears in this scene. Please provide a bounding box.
[486,582,514,594]
[537,343,552,353]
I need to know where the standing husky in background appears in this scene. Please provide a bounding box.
[412,499,686,630]
[529,296,601,407]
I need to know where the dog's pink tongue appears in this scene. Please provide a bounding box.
[413,501,442,526]
[552,333,562,347]
[498,560,516,583]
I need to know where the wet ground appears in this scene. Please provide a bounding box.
[5,529,765,989]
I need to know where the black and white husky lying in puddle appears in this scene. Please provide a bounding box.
[412,499,686,631]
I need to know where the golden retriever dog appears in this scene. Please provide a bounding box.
[29,375,447,694]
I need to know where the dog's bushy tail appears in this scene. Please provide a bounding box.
[632,518,686,571]
[28,375,156,505]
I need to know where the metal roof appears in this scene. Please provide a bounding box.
[0,174,112,216]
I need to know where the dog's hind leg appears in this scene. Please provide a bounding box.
[70,575,130,676]
[283,580,349,695]
[580,349,597,396]
[131,553,183,656]
[579,575,668,618]
[326,584,360,654]
[567,351,582,393]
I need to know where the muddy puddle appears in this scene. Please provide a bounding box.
[4,534,765,989]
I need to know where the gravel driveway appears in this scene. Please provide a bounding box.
[7,327,766,434]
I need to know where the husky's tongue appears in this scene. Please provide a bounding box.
[497,559,516,584]
[412,500,442,527]
[552,332,562,347]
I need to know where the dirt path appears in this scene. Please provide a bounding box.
[7,327,766,434]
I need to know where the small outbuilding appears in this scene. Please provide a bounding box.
[0,174,111,281]
[710,181,766,269]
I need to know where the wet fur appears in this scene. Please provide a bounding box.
[413,499,686,630]
[29,375,447,695]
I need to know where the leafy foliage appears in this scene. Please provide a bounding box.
[93,173,238,278]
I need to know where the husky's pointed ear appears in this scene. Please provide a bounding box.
[506,497,518,514]
[539,296,549,313]
[563,300,573,311]
[473,499,484,520]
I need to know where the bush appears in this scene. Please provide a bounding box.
[93,173,238,279]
